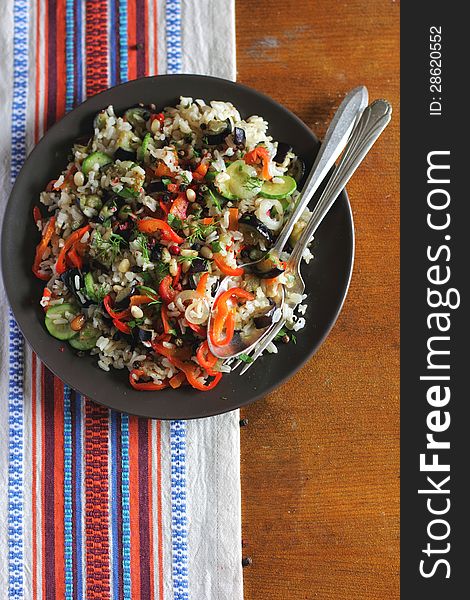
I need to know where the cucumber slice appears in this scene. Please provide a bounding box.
[214,177,237,201]
[45,303,79,341]
[82,152,113,176]
[260,175,297,199]
[215,160,262,200]
[69,323,100,350]
[137,132,152,162]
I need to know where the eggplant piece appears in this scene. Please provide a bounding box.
[238,213,274,246]
[233,127,246,147]
[114,284,136,310]
[146,180,166,194]
[115,147,137,162]
[274,142,293,164]
[253,301,276,329]
[150,244,163,262]
[288,156,306,185]
[137,328,153,342]
[188,258,207,274]
[60,269,92,307]
[203,118,232,145]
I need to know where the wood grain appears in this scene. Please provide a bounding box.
[236,1,400,598]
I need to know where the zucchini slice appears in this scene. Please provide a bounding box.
[260,175,297,199]
[45,303,79,341]
[69,323,100,350]
[82,152,113,176]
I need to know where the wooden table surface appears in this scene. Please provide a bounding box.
[236,1,400,598]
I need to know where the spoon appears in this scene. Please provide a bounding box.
[207,87,369,359]
[238,99,393,374]
[240,84,369,270]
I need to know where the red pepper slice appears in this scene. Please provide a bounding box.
[32,216,56,280]
[244,146,271,180]
[213,253,244,276]
[172,263,182,287]
[209,287,254,347]
[154,161,174,178]
[192,162,209,181]
[169,371,186,389]
[33,206,42,225]
[153,343,223,391]
[196,341,218,375]
[129,369,169,391]
[113,318,131,334]
[55,224,91,275]
[195,272,209,297]
[158,275,177,304]
[67,247,82,269]
[187,322,207,338]
[159,200,169,216]
[137,218,184,244]
[103,294,130,320]
[169,193,188,220]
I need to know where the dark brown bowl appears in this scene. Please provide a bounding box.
[1,74,354,419]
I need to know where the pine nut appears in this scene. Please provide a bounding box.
[182,261,191,273]
[73,171,85,187]
[131,305,144,319]
[200,245,213,259]
[169,257,178,276]
[186,188,196,202]
[70,314,86,331]
[150,118,160,135]
[161,247,171,263]
[118,258,130,273]
[180,248,198,257]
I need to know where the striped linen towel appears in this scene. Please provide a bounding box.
[0,1,243,599]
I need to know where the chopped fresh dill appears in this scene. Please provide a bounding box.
[186,221,216,244]
[91,230,127,265]
[153,261,170,284]
[176,254,205,264]
[134,232,150,264]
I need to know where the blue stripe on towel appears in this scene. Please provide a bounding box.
[8,0,28,596]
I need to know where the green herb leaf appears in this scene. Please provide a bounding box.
[238,353,254,363]
[211,241,222,253]
[243,176,262,191]
[162,177,171,186]
[207,188,222,212]
[274,328,288,341]
[167,213,183,229]
[134,232,151,264]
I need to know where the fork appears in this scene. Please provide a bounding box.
[237,99,393,375]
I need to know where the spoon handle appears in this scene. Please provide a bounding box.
[290,99,393,266]
[272,85,369,254]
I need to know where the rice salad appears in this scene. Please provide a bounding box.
[32,97,311,392]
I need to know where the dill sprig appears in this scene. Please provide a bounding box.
[134,232,150,264]
[91,230,127,265]
[186,221,216,244]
